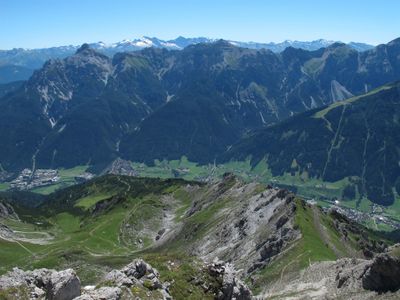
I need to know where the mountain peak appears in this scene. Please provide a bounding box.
[75,43,107,57]
[76,43,91,54]
[326,42,348,49]
[323,42,354,54]
[74,43,109,60]
[214,39,236,48]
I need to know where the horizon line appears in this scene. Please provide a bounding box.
[2,35,396,51]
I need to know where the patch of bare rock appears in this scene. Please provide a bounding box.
[264,253,400,299]
[0,268,80,300]
[207,259,252,300]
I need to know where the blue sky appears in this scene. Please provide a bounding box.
[1,0,399,49]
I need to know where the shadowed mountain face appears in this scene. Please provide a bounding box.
[224,82,400,205]
[0,39,400,174]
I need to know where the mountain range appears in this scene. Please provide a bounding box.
[0,37,400,206]
[0,37,374,83]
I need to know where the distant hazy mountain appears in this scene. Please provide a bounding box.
[0,36,374,83]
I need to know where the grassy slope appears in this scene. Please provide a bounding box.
[0,176,219,299]
[250,199,365,293]
[313,83,394,119]
[0,182,226,299]
[0,183,9,191]
[74,194,113,210]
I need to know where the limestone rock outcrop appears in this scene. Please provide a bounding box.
[0,268,80,300]
[0,259,171,300]
[208,260,252,300]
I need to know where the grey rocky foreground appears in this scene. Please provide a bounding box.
[0,258,252,300]
[0,259,171,300]
[0,268,80,300]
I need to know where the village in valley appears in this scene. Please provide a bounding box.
[10,168,60,190]
[9,168,95,191]
[6,158,136,191]
[306,198,400,231]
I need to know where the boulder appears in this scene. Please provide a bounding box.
[259,237,283,261]
[86,258,171,300]
[334,258,367,289]
[104,270,134,287]
[47,269,81,300]
[0,267,31,288]
[208,260,252,300]
[362,254,400,292]
[121,259,159,279]
[0,267,81,300]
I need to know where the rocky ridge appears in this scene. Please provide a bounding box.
[183,176,300,275]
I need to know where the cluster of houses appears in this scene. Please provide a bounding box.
[331,203,400,230]
[10,168,60,190]
[304,197,400,230]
